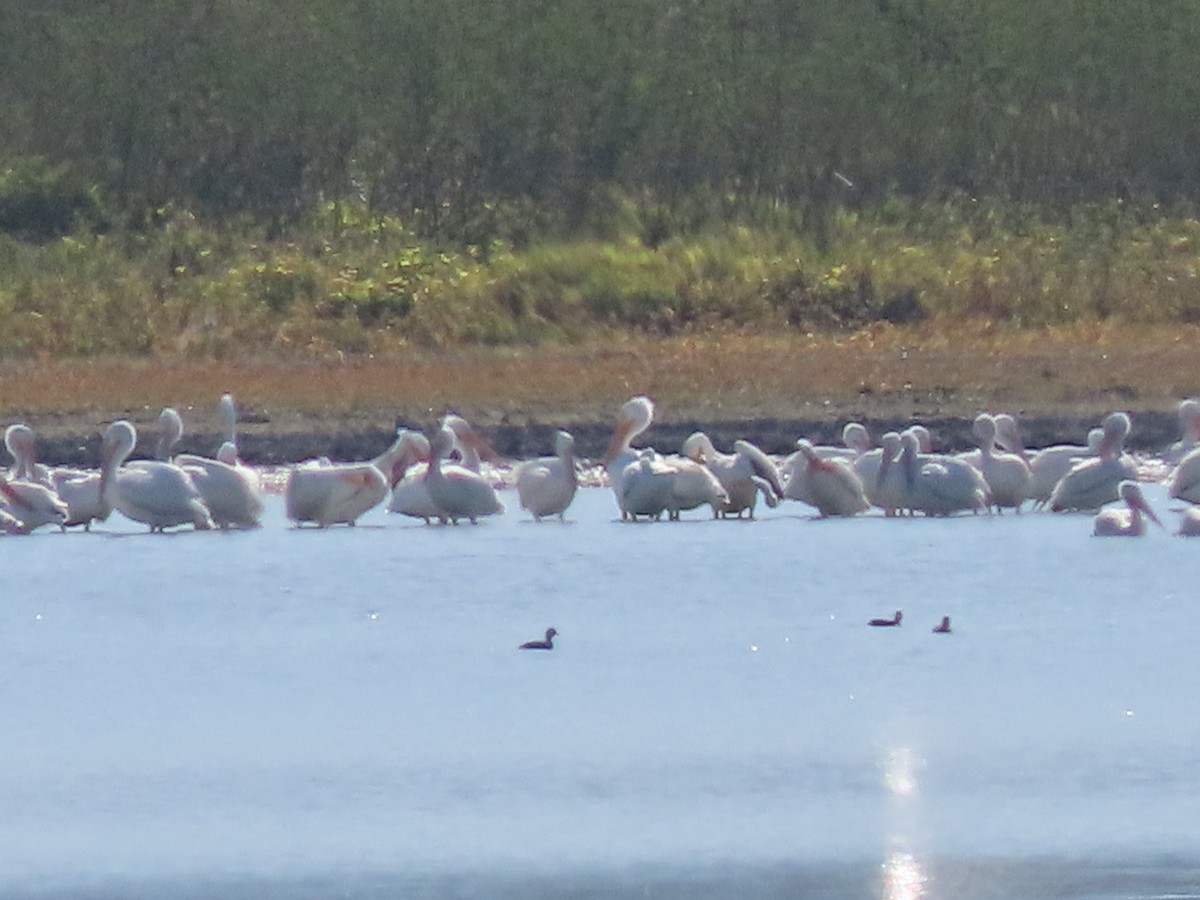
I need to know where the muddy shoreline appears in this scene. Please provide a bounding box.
[14,407,1187,469]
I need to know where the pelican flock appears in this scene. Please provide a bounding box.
[2,394,1199,537]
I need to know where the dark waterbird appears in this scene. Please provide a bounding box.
[868,610,902,627]
[520,627,558,650]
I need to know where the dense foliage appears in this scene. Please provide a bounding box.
[5,0,1200,234]
[2,1,1200,359]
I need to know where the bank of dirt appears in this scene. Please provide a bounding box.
[12,405,1187,469]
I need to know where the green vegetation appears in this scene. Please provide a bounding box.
[2,1,1200,359]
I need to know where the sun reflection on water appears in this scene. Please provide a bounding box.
[885,746,918,797]
[882,851,927,900]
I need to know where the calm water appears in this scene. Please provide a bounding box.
[3,484,1200,899]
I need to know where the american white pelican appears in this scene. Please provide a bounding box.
[1092,481,1162,536]
[901,430,991,516]
[1177,507,1200,536]
[7,423,111,530]
[285,428,417,527]
[1168,445,1200,504]
[516,430,579,522]
[1027,427,1104,508]
[783,423,870,500]
[793,439,869,517]
[386,432,440,523]
[0,472,67,530]
[604,396,656,519]
[519,627,557,650]
[680,432,783,518]
[4,423,54,484]
[170,395,264,529]
[215,393,262,495]
[99,420,213,532]
[1049,412,1135,512]
[424,426,505,524]
[388,417,492,524]
[219,393,239,444]
[973,414,1031,512]
[861,431,908,515]
[175,444,264,529]
[154,407,185,460]
[618,450,677,521]
[663,457,729,520]
[1165,398,1200,464]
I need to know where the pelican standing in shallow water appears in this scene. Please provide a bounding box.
[604,396,656,519]
[285,429,415,527]
[1092,481,1162,536]
[1027,428,1104,509]
[0,472,67,531]
[792,439,869,517]
[424,425,505,524]
[1167,444,1200,505]
[1050,412,1135,512]
[389,417,494,524]
[516,430,579,522]
[681,432,783,518]
[5,423,104,528]
[973,413,1031,512]
[901,430,991,516]
[99,420,213,532]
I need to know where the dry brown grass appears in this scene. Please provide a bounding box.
[1,322,1194,436]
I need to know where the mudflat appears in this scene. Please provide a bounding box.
[0,327,1193,465]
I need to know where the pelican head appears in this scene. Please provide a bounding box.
[605,396,655,464]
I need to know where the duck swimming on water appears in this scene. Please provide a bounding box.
[520,627,558,650]
[869,610,903,627]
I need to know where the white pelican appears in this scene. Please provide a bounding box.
[7,424,111,530]
[285,429,416,527]
[618,450,677,521]
[792,439,869,517]
[424,426,505,524]
[175,444,265,529]
[0,472,67,530]
[99,420,213,532]
[215,393,262,495]
[901,430,990,516]
[386,432,440,523]
[663,456,729,520]
[1049,412,1135,512]
[154,407,185,460]
[1165,398,1200,464]
[783,423,870,500]
[604,396,656,519]
[1168,445,1200,504]
[973,413,1031,512]
[516,430,579,522]
[1093,481,1162,536]
[862,431,908,515]
[681,432,783,518]
[1027,427,1104,508]
[388,417,493,524]
[1177,507,1200,536]
[4,423,54,484]
[172,395,264,528]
